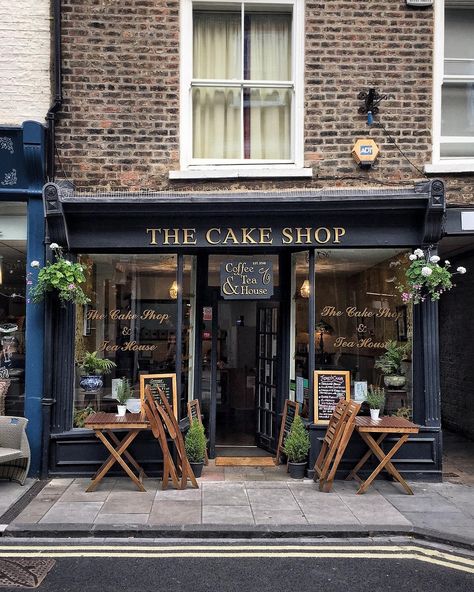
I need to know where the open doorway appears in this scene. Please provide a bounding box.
[200,255,280,458]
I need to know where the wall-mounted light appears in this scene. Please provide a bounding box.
[299,279,310,298]
[169,280,178,300]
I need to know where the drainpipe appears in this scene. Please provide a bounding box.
[46,0,62,181]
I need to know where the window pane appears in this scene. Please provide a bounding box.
[248,13,291,81]
[193,87,241,158]
[193,11,241,79]
[445,9,474,61]
[0,202,27,417]
[440,142,474,158]
[315,249,413,419]
[248,88,291,159]
[74,255,177,425]
[441,83,474,136]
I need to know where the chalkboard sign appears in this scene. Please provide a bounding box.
[275,400,299,465]
[314,370,350,424]
[140,373,177,419]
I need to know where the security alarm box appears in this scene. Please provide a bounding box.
[352,139,380,168]
[406,0,433,7]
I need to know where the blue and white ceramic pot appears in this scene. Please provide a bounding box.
[79,374,103,392]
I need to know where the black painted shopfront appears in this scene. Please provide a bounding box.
[42,180,446,481]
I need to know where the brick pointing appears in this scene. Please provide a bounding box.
[55,1,474,201]
[0,0,51,124]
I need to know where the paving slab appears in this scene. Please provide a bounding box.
[94,513,150,525]
[39,501,103,524]
[148,501,201,525]
[253,509,307,525]
[202,483,248,506]
[202,505,254,525]
[247,488,300,510]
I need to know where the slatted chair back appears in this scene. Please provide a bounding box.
[319,400,362,493]
[151,385,198,490]
[143,387,180,490]
[313,399,350,481]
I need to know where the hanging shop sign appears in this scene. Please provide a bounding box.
[314,370,351,424]
[220,258,274,300]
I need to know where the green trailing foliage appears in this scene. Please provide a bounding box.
[185,419,207,463]
[374,340,410,376]
[283,415,310,463]
[79,351,117,375]
[29,244,90,306]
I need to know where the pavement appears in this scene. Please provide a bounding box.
[0,430,473,547]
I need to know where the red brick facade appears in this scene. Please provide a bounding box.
[56,1,474,202]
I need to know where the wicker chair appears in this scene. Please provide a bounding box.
[0,416,30,485]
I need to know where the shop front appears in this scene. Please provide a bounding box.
[42,180,445,480]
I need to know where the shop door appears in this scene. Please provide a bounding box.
[255,303,279,452]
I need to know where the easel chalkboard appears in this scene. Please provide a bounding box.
[275,400,299,465]
[314,370,350,424]
[187,399,209,465]
[140,373,178,419]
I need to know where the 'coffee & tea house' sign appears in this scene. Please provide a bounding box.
[220,258,274,299]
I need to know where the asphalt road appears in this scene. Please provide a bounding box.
[0,540,473,591]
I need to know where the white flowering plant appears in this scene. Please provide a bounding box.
[29,244,90,306]
[399,248,466,304]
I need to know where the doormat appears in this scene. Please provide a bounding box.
[0,558,56,588]
[215,456,276,467]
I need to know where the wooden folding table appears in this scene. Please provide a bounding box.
[84,412,150,492]
[346,416,419,495]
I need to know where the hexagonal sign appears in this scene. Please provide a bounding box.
[352,138,380,167]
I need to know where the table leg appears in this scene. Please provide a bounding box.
[108,431,148,479]
[345,433,387,482]
[356,432,413,495]
[86,430,145,492]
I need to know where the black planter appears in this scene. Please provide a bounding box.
[190,461,204,478]
[288,461,307,479]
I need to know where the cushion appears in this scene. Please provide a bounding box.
[0,448,23,462]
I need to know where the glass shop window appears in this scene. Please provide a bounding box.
[73,254,178,427]
[315,249,413,419]
[0,202,27,417]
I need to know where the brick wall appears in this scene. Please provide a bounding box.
[0,0,51,125]
[56,0,474,202]
[439,251,474,439]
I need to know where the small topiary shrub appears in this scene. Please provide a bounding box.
[185,419,207,463]
[283,415,310,463]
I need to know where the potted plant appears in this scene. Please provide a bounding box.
[366,385,385,421]
[375,340,410,388]
[73,406,96,428]
[78,350,117,393]
[115,377,131,416]
[29,243,90,306]
[283,415,310,479]
[185,419,207,477]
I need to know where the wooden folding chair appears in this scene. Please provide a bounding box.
[150,386,199,490]
[143,388,180,490]
[314,400,361,493]
[187,399,209,465]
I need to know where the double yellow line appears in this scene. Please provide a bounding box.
[0,544,473,574]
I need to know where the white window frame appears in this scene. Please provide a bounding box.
[174,0,310,179]
[426,0,474,173]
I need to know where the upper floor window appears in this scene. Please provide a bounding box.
[429,1,474,171]
[179,1,305,173]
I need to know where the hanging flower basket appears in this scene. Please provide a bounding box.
[29,243,90,306]
[398,248,466,304]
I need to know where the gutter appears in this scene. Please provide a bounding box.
[45,0,62,181]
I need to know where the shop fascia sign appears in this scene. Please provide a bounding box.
[146,226,346,247]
